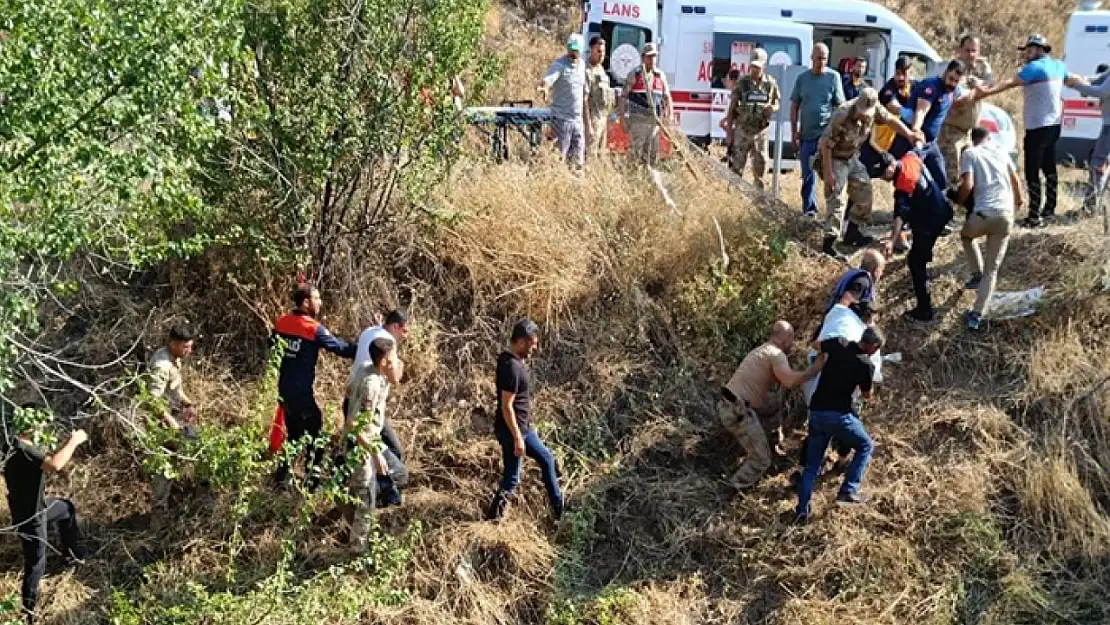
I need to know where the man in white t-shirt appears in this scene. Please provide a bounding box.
[346,310,410,462]
[957,128,1024,330]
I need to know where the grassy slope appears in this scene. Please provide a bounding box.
[3,2,1110,624]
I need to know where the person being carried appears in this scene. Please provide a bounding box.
[344,337,407,552]
[816,87,923,259]
[144,325,199,511]
[348,310,411,465]
[880,143,953,322]
[3,406,89,625]
[957,127,1024,330]
[486,320,564,521]
[795,328,883,523]
[272,283,356,489]
[719,320,824,491]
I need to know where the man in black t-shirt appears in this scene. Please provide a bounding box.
[795,328,883,522]
[486,319,564,521]
[3,408,89,624]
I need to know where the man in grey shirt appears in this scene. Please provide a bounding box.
[1067,70,1110,219]
[791,43,846,216]
[540,34,588,169]
[957,128,1024,330]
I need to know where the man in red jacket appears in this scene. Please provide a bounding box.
[272,284,356,489]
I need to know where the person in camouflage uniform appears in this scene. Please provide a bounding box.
[938,35,995,187]
[817,88,923,259]
[584,36,614,159]
[723,48,780,190]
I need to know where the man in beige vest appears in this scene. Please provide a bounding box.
[939,35,995,187]
[719,321,825,490]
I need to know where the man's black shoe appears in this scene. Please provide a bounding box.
[1020,216,1043,229]
[822,235,847,261]
[939,223,954,237]
[836,492,869,506]
[378,475,403,508]
[843,222,876,247]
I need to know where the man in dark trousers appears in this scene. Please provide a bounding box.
[486,319,564,522]
[3,407,89,624]
[879,143,954,322]
[272,283,356,488]
[795,328,883,523]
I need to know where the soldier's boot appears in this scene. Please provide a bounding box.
[843,221,875,247]
[822,235,847,261]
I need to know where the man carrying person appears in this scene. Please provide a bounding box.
[841,57,868,101]
[795,328,883,523]
[1065,69,1110,217]
[272,284,356,489]
[486,320,564,522]
[957,127,1024,330]
[939,36,994,190]
[719,321,825,491]
[3,406,89,624]
[816,88,923,259]
[349,310,410,464]
[792,43,845,217]
[723,48,780,190]
[980,34,1068,228]
[540,34,588,169]
[619,42,674,166]
[584,36,614,159]
[145,325,199,511]
[344,337,407,552]
[890,60,975,160]
[880,143,953,322]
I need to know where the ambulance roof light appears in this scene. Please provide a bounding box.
[1079,0,1102,10]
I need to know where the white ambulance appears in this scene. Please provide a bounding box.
[582,0,1017,161]
[1060,0,1110,165]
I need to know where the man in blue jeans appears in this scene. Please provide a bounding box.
[486,319,564,521]
[795,327,883,523]
[791,43,845,216]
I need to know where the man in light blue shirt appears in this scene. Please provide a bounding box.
[791,43,845,217]
[1066,69,1110,217]
[540,34,588,169]
[982,34,1068,228]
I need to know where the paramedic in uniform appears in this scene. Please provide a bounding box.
[816,87,922,259]
[938,35,995,189]
[723,48,780,190]
[619,42,673,165]
[584,36,614,159]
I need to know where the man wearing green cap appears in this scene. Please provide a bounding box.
[540,33,589,168]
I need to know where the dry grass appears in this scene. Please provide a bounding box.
[5,3,1110,625]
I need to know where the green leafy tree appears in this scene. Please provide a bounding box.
[203,0,497,287]
[0,0,241,409]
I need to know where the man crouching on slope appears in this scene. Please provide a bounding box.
[719,321,825,492]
